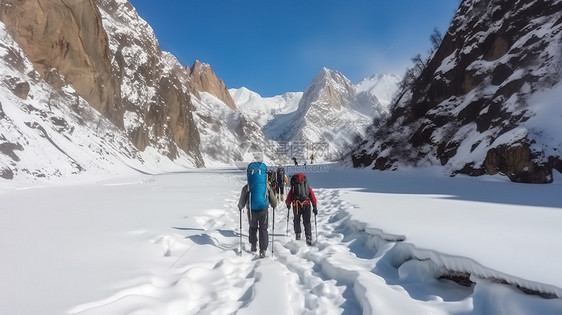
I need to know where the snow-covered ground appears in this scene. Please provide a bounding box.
[1,166,562,314]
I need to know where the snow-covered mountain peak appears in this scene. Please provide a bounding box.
[229,87,263,105]
[311,68,355,91]
[300,68,358,113]
[298,68,388,119]
[229,87,303,128]
[314,67,350,84]
[356,73,402,107]
[263,69,387,161]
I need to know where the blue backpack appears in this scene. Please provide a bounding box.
[247,162,268,210]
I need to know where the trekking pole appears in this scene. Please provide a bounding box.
[314,214,318,243]
[239,208,242,256]
[286,206,289,236]
[271,208,275,258]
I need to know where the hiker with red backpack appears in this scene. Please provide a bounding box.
[286,173,318,245]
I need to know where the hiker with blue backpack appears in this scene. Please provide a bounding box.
[286,173,318,245]
[238,162,279,258]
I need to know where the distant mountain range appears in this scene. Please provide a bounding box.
[2,0,558,184]
[0,0,398,181]
[242,68,392,161]
[231,69,402,162]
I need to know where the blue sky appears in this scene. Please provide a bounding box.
[129,0,460,96]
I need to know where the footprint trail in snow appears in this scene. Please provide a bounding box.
[69,171,562,315]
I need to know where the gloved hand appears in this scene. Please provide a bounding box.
[238,207,242,212]
[287,204,291,211]
[313,207,318,215]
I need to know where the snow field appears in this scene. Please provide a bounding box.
[2,166,562,314]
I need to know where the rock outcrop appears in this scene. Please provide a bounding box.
[188,60,237,110]
[0,0,205,167]
[0,0,123,126]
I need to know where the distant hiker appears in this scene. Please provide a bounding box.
[276,167,288,201]
[310,154,315,164]
[238,162,278,258]
[292,157,298,165]
[286,173,318,245]
[267,170,278,198]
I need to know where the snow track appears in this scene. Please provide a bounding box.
[66,187,455,314]
[65,170,562,315]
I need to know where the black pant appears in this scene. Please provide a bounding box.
[293,203,312,241]
[276,183,284,196]
[248,209,268,251]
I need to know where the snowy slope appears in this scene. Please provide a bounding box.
[356,73,402,107]
[229,87,302,126]
[2,167,561,315]
[191,91,281,166]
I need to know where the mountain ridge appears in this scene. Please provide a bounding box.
[258,67,388,161]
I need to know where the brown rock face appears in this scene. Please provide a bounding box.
[0,0,205,167]
[94,0,203,166]
[484,143,553,183]
[188,61,237,110]
[142,75,201,161]
[0,0,122,127]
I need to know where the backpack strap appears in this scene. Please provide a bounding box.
[292,199,310,215]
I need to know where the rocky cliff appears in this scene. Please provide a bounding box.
[0,0,205,168]
[188,60,237,110]
[0,19,189,181]
[351,0,562,183]
[0,0,122,126]
[95,0,203,165]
